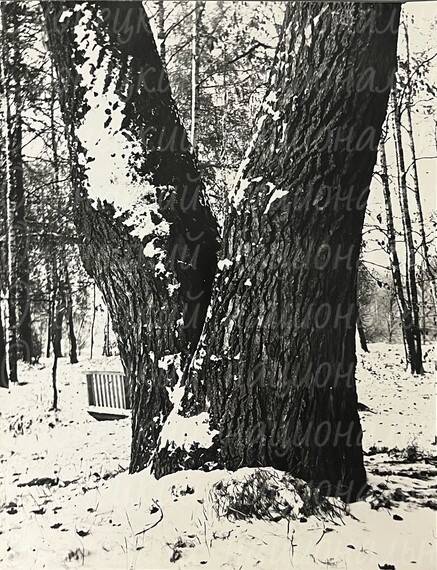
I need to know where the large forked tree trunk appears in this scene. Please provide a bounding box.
[153,4,400,501]
[42,2,219,467]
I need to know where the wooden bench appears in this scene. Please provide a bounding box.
[86,371,131,420]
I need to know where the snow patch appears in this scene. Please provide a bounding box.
[217,259,233,271]
[73,10,170,243]
[263,185,288,214]
[159,411,218,451]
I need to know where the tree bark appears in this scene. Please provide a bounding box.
[153,4,400,501]
[43,1,219,469]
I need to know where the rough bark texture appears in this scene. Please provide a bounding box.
[43,1,219,470]
[154,3,400,501]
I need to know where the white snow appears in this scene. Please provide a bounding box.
[159,411,218,451]
[217,259,233,271]
[142,238,164,259]
[71,8,170,243]
[0,343,435,569]
[58,10,73,23]
[230,114,267,208]
[264,186,288,214]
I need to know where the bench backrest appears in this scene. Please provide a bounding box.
[86,371,130,410]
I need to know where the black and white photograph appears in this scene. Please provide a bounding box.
[0,1,436,568]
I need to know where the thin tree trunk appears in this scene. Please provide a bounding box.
[357,311,369,353]
[392,84,423,373]
[102,309,111,357]
[403,21,436,310]
[64,266,78,364]
[50,352,58,410]
[46,264,53,358]
[157,0,166,65]
[89,282,96,360]
[153,4,400,501]
[380,141,417,368]
[0,2,17,383]
[420,266,426,343]
[0,309,8,388]
[10,4,32,364]
[391,103,412,308]
[190,1,201,150]
[51,261,63,359]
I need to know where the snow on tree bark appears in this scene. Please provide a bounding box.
[153,3,401,501]
[42,1,219,470]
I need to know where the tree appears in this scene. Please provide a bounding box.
[380,140,418,367]
[402,20,436,310]
[152,3,400,501]
[44,2,400,501]
[391,83,423,373]
[0,310,8,388]
[1,1,19,382]
[0,2,33,366]
[64,264,78,364]
[42,1,219,466]
[190,1,203,150]
[357,263,371,352]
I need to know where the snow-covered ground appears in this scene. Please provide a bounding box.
[0,344,435,569]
